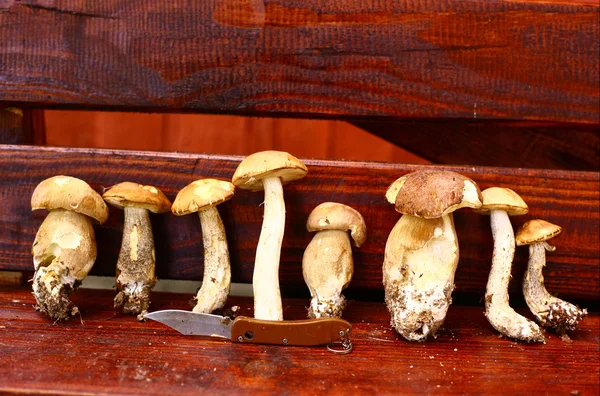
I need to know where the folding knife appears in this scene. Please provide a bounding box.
[145,309,352,351]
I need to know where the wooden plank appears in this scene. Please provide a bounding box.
[354,120,600,171]
[1,0,598,123]
[0,287,597,395]
[0,145,598,301]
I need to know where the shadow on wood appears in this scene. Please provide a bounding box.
[354,120,600,171]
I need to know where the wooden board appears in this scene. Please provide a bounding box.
[0,145,598,301]
[0,287,597,395]
[1,0,598,123]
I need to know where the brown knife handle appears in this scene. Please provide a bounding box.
[230,317,351,346]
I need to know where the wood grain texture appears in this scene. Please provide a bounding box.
[0,287,598,395]
[0,0,598,122]
[0,145,598,301]
[354,120,600,171]
[43,110,430,163]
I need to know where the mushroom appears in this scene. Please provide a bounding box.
[383,170,482,341]
[517,219,588,334]
[102,182,171,320]
[302,202,367,318]
[31,176,109,321]
[232,151,307,320]
[475,187,545,342]
[172,179,235,314]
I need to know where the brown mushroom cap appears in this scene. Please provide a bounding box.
[386,170,483,219]
[516,219,562,246]
[103,182,171,214]
[172,179,235,215]
[307,202,367,247]
[31,175,109,224]
[232,150,307,192]
[474,187,529,216]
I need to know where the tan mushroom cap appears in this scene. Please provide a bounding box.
[103,182,171,214]
[474,187,529,216]
[172,179,235,215]
[386,170,483,219]
[232,150,307,192]
[307,202,367,247]
[31,175,109,224]
[516,219,562,246]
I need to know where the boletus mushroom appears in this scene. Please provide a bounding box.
[384,170,482,341]
[517,219,587,334]
[172,179,235,314]
[232,150,307,320]
[102,182,171,320]
[475,187,545,342]
[31,176,109,321]
[302,202,366,318]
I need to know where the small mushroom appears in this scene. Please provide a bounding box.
[102,182,171,320]
[475,187,545,342]
[31,176,109,321]
[302,202,366,318]
[172,179,235,314]
[232,151,307,320]
[517,219,588,334]
[384,170,482,341]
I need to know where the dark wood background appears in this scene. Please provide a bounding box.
[1,145,598,302]
[1,0,598,122]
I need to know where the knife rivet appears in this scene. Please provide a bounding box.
[237,336,243,342]
[282,338,288,344]
[339,330,345,337]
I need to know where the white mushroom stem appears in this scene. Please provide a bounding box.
[303,230,353,318]
[193,206,231,313]
[253,176,285,320]
[114,207,156,319]
[523,242,587,333]
[383,214,458,341]
[32,209,96,321]
[485,210,545,342]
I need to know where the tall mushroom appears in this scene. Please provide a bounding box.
[384,170,482,341]
[517,219,588,334]
[102,182,171,320]
[302,202,366,318]
[232,151,307,321]
[475,187,545,342]
[172,179,235,314]
[31,176,109,321]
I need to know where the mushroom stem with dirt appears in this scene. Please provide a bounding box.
[302,202,366,318]
[383,170,483,341]
[476,187,545,342]
[517,219,587,334]
[172,179,235,314]
[103,182,171,320]
[31,176,108,321]
[232,151,307,321]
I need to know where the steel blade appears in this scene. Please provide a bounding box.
[144,310,233,339]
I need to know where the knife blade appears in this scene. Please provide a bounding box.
[145,310,352,347]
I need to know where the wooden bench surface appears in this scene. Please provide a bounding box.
[1,287,598,395]
[0,144,598,302]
